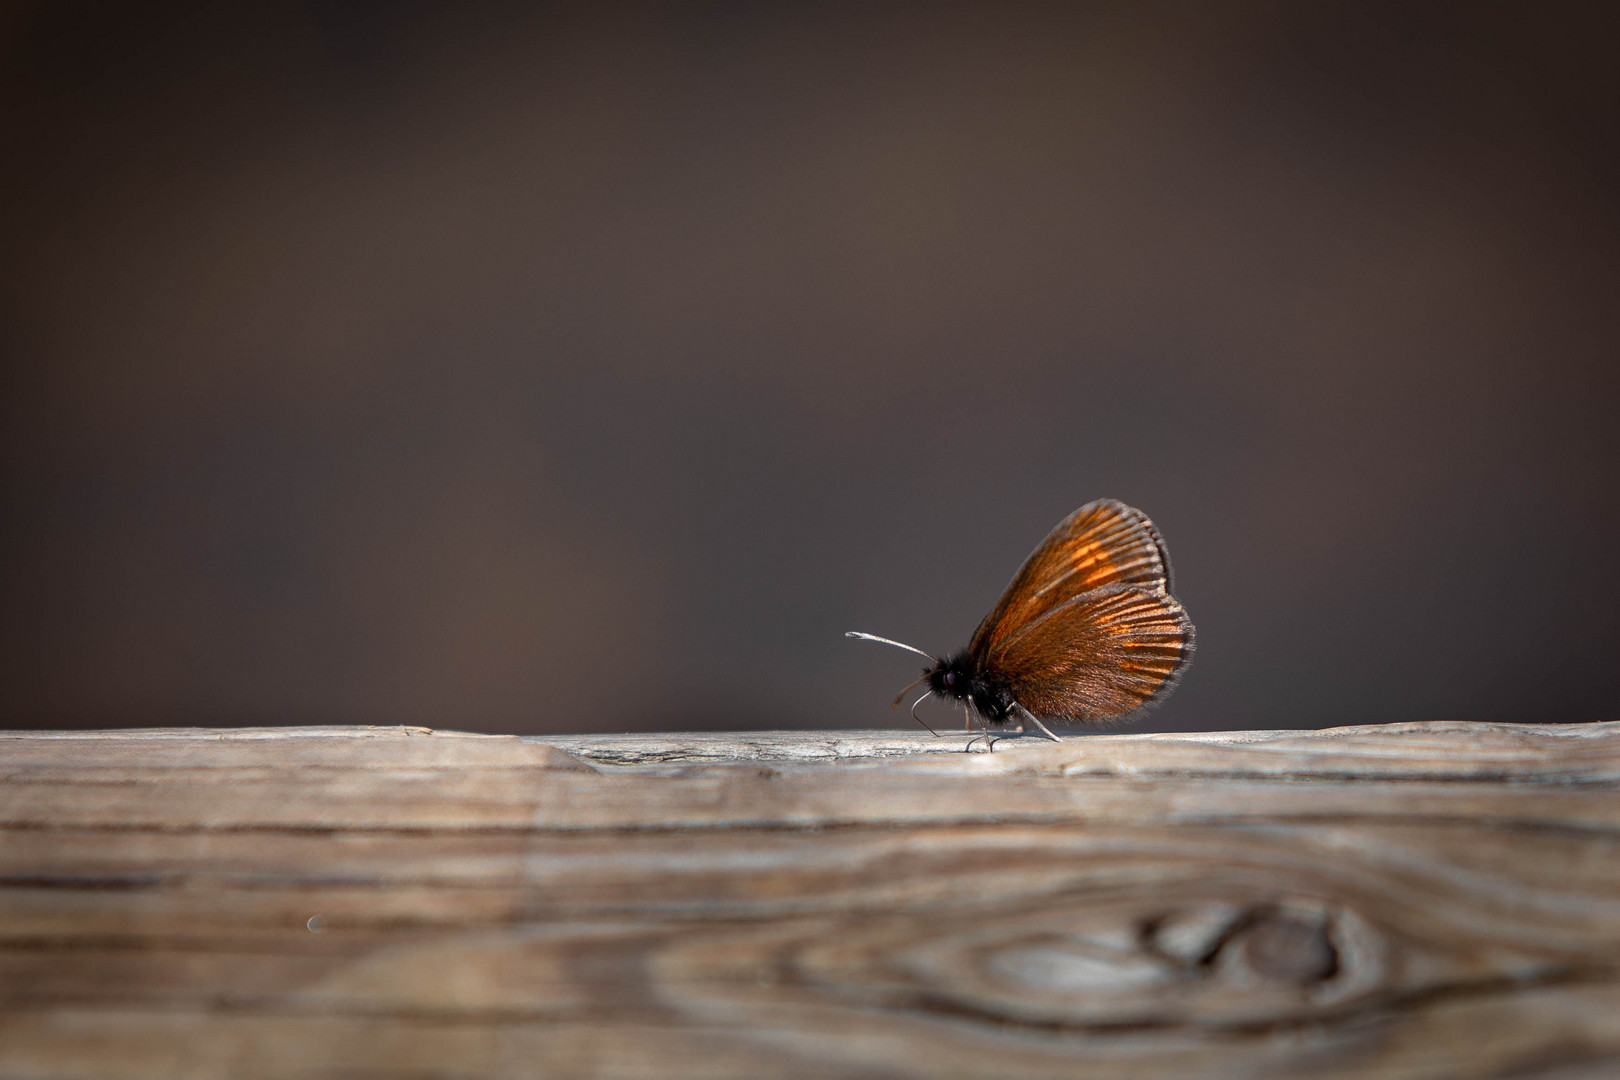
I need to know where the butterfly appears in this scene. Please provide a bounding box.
[848,499,1194,745]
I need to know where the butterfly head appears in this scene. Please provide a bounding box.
[926,653,1015,723]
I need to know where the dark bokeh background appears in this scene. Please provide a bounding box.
[3,3,1617,734]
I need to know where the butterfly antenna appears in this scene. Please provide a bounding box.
[845,631,936,661]
[909,691,939,737]
[846,631,939,736]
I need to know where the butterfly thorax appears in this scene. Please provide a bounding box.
[927,653,1016,724]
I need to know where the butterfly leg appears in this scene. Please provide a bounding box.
[909,691,940,737]
[1014,704,1063,743]
[963,704,998,753]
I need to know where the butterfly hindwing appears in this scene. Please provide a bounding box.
[990,584,1193,722]
[967,499,1174,659]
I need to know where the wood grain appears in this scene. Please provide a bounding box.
[2,722,1618,1079]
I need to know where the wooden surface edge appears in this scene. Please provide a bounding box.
[531,720,1620,765]
[4,719,1613,754]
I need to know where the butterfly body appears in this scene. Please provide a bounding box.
[851,499,1194,739]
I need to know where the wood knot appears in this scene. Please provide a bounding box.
[1231,912,1338,985]
[1148,902,1345,990]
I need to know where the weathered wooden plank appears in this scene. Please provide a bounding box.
[2,723,1618,1079]
[6,769,1620,836]
[6,725,1620,834]
[1,995,1615,1080]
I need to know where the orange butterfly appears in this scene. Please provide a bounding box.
[849,499,1194,745]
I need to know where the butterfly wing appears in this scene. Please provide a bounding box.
[967,499,1175,658]
[990,585,1194,722]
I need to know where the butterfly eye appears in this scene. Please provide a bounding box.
[943,672,956,688]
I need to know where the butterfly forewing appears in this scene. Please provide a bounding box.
[849,497,1193,732]
[967,499,1174,660]
[991,585,1193,722]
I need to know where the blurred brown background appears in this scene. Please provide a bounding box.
[2,2,1616,734]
